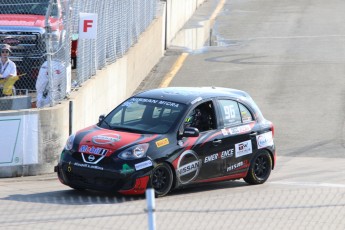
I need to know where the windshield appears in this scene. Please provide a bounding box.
[0,0,59,17]
[99,97,186,134]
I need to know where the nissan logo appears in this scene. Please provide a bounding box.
[88,154,95,162]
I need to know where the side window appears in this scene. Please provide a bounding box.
[218,100,241,127]
[239,103,253,123]
[184,101,216,132]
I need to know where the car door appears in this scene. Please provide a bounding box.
[215,98,257,176]
[181,100,227,181]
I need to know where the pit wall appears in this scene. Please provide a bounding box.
[0,0,206,177]
[166,0,206,47]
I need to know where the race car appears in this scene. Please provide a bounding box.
[55,87,276,197]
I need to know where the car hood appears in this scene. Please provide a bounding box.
[0,14,59,28]
[73,125,159,157]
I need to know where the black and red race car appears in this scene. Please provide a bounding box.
[55,87,276,197]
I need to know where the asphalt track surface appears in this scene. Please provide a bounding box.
[1,0,345,229]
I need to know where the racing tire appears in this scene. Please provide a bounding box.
[244,150,272,185]
[69,185,85,191]
[151,163,173,197]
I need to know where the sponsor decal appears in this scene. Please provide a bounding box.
[92,134,121,144]
[120,164,135,174]
[235,140,252,157]
[228,124,251,135]
[88,154,95,162]
[177,150,202,184]
[190,97,202,105]
[178,161,199,176]
[156,138,169,148]
[135,160,153,171]
[81,153,105,164]
[79,145,108,155]
[74,162,104,171]
[256,131,274,149]
[220,149,234,159]
[221,128,229,136]
[158,101,180,108]
[126,98,181,108]
[204,153,218,163]
[226,160,249,172]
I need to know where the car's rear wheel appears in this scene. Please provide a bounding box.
[151,163,173,197]
[244,150,272,185]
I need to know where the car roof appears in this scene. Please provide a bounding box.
[134,87,251,105]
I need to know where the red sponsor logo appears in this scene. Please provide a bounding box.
[92,134,121,144]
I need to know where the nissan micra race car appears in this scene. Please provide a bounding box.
[55,87,276,197]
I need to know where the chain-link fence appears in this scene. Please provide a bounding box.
[0,0,71,109]
[0,0,157,110]
[72,0,156,85]
[1,177,345,229]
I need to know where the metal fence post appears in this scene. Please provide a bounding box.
[69,100,73,135]
[145,185,156,230]
[45,0,54,107]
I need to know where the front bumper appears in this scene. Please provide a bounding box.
[55,154,153,194]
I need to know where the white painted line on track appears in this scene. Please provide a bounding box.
[246,35,345,40]
[270,181,345,188]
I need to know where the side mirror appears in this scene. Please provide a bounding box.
[98,114,105,124]
[181,127,199,137]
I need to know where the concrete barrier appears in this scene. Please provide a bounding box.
[0,0,207,177]
[166,0,206,48]
[0,95,31,111]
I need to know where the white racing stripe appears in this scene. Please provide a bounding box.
[270,181,345,188]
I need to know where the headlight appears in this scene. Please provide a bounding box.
[118,143,149,160]
[65,133,75,151]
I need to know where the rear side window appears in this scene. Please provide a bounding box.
[218,100,254,127]
[239,103,253,123]
[218,100,241,126]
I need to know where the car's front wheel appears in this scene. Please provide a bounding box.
[244,150,272,185]
[151,163,173,197]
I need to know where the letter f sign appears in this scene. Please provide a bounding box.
[83,20,93,32]
[79,13,98,39]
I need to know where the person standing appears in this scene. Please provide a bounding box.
[0,44,17,96]
[36,59,64,108]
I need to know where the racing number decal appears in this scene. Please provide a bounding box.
[223,105,236,119]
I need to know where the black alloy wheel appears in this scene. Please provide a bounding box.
[151,163,173,197]
[244,150,272,185]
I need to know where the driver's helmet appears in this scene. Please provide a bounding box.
[184,108,202,128]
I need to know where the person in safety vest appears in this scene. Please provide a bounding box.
[0,44,18,96]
